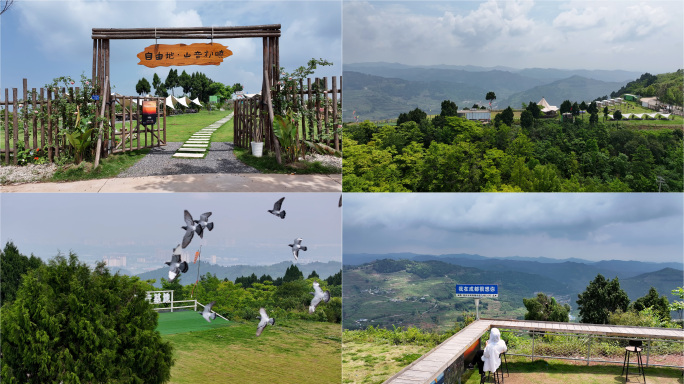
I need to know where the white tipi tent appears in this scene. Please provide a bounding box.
[538,97,559,113]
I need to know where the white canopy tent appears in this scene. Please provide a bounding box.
[538,97,559,113]
[190,97,203,107]
[165,95,176,109]
[174,96,188,108]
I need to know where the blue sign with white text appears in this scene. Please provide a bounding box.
[455,284,498,298]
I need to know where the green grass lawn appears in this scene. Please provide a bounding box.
[114,109,234,143]
[159,312,341,384]
[462,356,683,384]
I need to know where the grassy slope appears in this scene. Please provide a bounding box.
[159,313,341,384]
[343,339,431,384]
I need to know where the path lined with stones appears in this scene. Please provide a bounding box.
[173,113,233,158]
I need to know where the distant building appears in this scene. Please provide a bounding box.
[624,94,639,102]
[457,110,491,122]
[641,97,658,109]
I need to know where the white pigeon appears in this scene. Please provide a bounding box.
[201,301,217,322]
[288,238,307,261]
[309,281,331,314]
[194,212,214,238]
[182,210,201,248]
[165,244,189,281]
[256,307,275,337]
[268,197,286,219]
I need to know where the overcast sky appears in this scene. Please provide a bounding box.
[343,0,683,73]
[1,193,342,272]
[1,0,341,96]
[343,193,684,263]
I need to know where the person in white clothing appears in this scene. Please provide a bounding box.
[474,328,507,383]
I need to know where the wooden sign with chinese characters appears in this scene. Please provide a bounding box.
[137,43,232,68]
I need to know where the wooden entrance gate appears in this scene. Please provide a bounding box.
[91,25,281,159]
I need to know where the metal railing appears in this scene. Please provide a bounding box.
[499,329,684,369]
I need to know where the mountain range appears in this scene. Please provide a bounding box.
[343,62,643,121]
[344,252,682,302]
[342,254,682,330]
[137,260,342,287]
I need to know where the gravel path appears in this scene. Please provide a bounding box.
[118,141,260,178]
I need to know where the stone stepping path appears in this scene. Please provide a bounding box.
[172,113,233,159]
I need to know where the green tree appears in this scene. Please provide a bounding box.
[669,287,684,327]
[614,110,623,128]
[152,73,162,93]
[500,106,514,127]
[485,91,496,110]
[307,270,320,279]
[179,70,192,94]
[135,77,151,96]
[1,252,173,382]
[576,274,630,324]
[523,292,570,322]
[520,109,534,130]
[440,100,459,117]
[283,264,304,282]
[632,287,670,321]
[165,68,179,96]
[526,101,541,119]
[560,100,572,115]
[0,241,44,304]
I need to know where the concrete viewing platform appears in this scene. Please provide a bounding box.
[383,319,684,384]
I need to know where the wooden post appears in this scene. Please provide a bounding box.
[22,79,29,151]
[332,76,339,151]
[47,88,53,162]
[3,89,9,164]
[12,88,18,165]
[94,76,108,169]
[32,88,38,150]
[264,70,281,164]
[323,77,329,146]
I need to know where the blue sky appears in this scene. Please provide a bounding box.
[0,193,342,274]
[1,0,341,96]
[344,0,683,73]
[343,193,684,263]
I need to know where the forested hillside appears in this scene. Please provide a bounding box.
[343,106,683,192]
[611,70,683,106]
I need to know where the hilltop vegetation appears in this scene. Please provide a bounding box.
[343,102,683,192]
[611,70,684,107]
[342,257,683,332]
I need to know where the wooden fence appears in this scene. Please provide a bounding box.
[233,75,342,153]
[1,78,166,165]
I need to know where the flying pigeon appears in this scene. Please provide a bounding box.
[309,281,331,314]
[182,210,201,248]
[194,212,214,237]
[165,244,189,281]
[288,238,307,261]
[201,301,217,322]
[256,307,275,337]
[268,197,286,219]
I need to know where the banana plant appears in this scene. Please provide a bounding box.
[273,109,300,163]
[65,105,94,164]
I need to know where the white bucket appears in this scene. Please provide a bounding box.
[251,141,264,157]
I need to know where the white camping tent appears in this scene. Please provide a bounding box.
[538,97,559,113]
[174,96,188,108]
[165,95,176,109]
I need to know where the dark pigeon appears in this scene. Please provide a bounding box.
[194,212,214,238]
[165,244,189,281]
[288,237,307,261]
[268,197,286,219]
